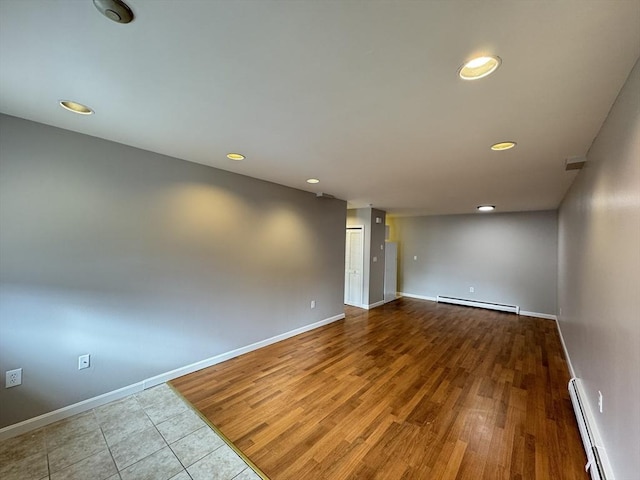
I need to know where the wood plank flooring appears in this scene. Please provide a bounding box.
[171,298,587,480]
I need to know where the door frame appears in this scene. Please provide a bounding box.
[345,225,365,307]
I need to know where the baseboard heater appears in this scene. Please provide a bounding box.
[568,378,608,480]
[436,295,519,314]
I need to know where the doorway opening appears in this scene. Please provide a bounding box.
[345,226,365,307]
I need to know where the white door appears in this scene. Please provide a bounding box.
[345,227,364,306]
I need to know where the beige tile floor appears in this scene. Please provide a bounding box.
[0,384,265,480]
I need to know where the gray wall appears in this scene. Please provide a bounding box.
[0,114,347,428]
[369,208,386,306]
[390,210,558,314]
[558,60,639,479]
[346,207,386,306]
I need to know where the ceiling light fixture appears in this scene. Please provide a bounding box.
[458,56,501,80]
[59,100,94,115]
[490,141,517,151]
[306,178,320,184]
[477,205,496,212]
[93,0,135,24]
[226,153,245,161]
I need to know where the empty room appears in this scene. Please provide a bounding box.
[0,1,638,480]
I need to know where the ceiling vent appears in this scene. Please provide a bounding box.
[565,156,586,171]
[93,0,134,24]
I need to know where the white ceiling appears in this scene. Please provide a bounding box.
[1,1,638,216]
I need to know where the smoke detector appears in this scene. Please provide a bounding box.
[93,0,134,24]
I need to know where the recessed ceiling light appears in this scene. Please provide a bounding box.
[226,153,245,161]
[490,141,517,151]
[477,205,496,212]
[306,178,320,184]
[59,100,94,115]
[458,56,501,80]
[93,0,135,24]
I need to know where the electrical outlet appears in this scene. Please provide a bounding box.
[310,300,316,309]
[6,368,22,388]
[78,354,91,370]
[469,287,475,293]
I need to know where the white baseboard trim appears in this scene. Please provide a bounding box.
[554,315,576,379]
[365,300,385,310]
[142,313,345,388]
[0,383,143,441]
[0,313,345,441]
[344,301,384,310]
[397,292,438,302]
[345,301,366,309]
[519,310,558,320]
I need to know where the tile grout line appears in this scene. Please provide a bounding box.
[42,422,48,479]
[2,384,255,480]
[230,467,253,480]
[124,393,179,478]
[98,395,169,479]
[166,382,271,480]
[145,403,187,479]
[146,387,230,478]
[44,425,51,480]
[138,385,214,479]
[96,407,121,480]
[46,418,108,480]
[165,425,221,474]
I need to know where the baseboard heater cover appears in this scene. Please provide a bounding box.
[436,295,519,314]
[568,378,608,480]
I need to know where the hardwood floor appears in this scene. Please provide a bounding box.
[171,298,587,480]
